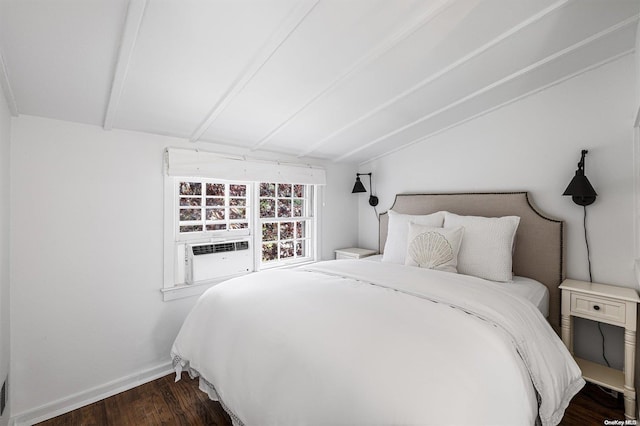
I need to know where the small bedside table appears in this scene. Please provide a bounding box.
[559,279,640,420]
[334,247,377,260]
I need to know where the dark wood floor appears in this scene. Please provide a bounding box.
[37,373,231,426]
[560,382,626,425]
[37,373,624,425]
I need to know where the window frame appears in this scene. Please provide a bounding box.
[175,178,252,242]
[256,183,315,269]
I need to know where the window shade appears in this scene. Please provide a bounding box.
[165,148,326,185]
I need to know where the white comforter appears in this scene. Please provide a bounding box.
[171,260,584,426]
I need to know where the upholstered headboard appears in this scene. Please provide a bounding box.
[379,192,565,332]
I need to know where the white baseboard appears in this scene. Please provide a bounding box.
[10,361,174,426]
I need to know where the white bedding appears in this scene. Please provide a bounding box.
[508,276,550,317]
[171,260,583,426]
[366,255,550,316]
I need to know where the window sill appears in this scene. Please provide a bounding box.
[161,261,318,302]
[259,258,316,271]
[161,272,251,301]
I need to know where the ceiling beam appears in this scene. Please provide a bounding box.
[362,49,633,166]
[337,15,638,162]
[250,0,457,152]
[0,48,18,117]
[189,0,321,143]
[299,0,570,159]
[103,0,148,130]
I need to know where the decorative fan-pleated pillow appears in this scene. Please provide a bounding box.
[443,212,520,282]
[382,210,445,264]
[404,224,464,273]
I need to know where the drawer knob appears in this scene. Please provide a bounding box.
[593,305,601,311]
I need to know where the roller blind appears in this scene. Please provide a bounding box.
[165,148,326,185]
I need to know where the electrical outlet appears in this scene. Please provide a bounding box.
[1,376,6,416]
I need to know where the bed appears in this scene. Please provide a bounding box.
[171,192,584,426]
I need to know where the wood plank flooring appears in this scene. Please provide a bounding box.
[37,373,231,426]
[37,374,625,425]
[560,382,626,425]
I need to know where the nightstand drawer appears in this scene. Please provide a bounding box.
[570,293,626,325]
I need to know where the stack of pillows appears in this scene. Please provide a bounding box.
[382,210,520,282]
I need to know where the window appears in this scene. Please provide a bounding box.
[176,179,250,239]
[164,176,318,299]
[163,148,325,301]
[259,183,313,266]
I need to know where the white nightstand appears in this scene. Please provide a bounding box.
[559,278,640,420]
[334,247,377,260]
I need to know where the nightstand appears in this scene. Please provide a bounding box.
[334,247,377,260]
[559,279,640,420]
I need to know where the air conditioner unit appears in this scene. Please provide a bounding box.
[185,239,252,284]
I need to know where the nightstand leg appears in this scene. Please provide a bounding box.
[561,314,573,354]
[624,329,637,420]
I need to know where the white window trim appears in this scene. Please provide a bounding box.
[161,275,243,302]
[165,147,327,184]
[175,178,252,241]
[255,184,316,269]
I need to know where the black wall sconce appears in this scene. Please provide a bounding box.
[352,173,379,207]
[562,149,597,206]
[562,149,597,283]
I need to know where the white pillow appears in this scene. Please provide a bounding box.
[443,212,520,282]
[405,224,464,273]
[382,210,444,264]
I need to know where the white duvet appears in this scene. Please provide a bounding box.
[171,260,584,426]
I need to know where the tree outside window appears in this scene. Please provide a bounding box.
[178,180,250,235]
[259,183,312,264]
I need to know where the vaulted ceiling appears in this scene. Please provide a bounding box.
[0,0,637,163]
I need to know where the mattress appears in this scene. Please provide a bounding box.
[364,254,550,317]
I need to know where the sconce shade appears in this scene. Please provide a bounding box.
[352,177,367,193]
[563,150,597,206]
[351,173,379,206]
[563,172,597,198]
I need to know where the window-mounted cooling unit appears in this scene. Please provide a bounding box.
[185,240,252,284]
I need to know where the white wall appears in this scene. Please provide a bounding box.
[0,79,11,426]
[320,163,361,260]
[358,54,636,367]
[9,116,357,422]
[359,54,636,287]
